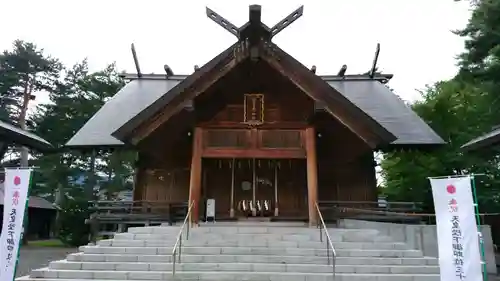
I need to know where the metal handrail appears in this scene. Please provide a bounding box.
[315,202,336,279]
[172,200,195,276]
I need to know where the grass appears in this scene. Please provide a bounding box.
[26,239,67,248]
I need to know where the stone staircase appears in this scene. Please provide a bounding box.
[19,222,440,281]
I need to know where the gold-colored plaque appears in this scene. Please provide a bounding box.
[243,93,264,126]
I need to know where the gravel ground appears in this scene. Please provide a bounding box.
[15,247,76,277]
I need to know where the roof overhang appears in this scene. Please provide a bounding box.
[65,4,444,150]
[112,41,396,149]
[259,42,396,147]
[66,72,445,150]
[112,42,242,144]
[461,127,500,152]
[0,120,52,152]
[64,78,185,149]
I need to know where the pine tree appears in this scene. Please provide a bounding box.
[0,40,62,165]
[380,0,500,212]
[32,61,134,200]
[455,0,500,85]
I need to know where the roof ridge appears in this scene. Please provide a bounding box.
[120,73,394,84]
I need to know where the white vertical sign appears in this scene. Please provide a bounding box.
[0,169,32,281]
[206,198,215,222]
[429,176,482,281]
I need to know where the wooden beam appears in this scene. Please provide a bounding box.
[259,44,396,148]
[202,148,306,159]
[263,56,379,148]
[198,122,309,129]
[188,127,203,225]
[305,127,318,227]
[130,51,244,145]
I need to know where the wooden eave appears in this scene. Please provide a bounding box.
[113,41,396,148]
[0,120,52,152]
[112,41,245,144]
[259,42,396,147]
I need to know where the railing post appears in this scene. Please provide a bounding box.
[332,255,335,280]
[172,252,176,276]
[178,238,182,263]
[316,202,336,279]
[326,241,330,265]
[187,215,190,239]
[172,201,195,277]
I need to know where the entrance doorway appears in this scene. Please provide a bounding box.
[203,158,307,220]
[234,159,276,218]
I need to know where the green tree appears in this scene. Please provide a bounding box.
[32,60,134,245]
[76,63,130,200]
[381,80,500,212]
[32,60,135,200]
[98,150,135,200]
[0,40,62,165]
[456,0,500,81]
[31,61,91,199]
[380,0,500,213]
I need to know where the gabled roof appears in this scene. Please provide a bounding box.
[65,74,444,149]
[325,79,444,146]
[114,43,241,142]
[65,78,184,147]
[0,120,52,151]
[65,4,444,149]
[461,126,500,151]
[111,41,396,147]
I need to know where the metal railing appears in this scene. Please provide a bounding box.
[315,202,336,279]
[172,200,195,276]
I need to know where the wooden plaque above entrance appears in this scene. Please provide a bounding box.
[243,93,264,126]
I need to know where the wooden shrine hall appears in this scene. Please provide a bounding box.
[66,5,444,225]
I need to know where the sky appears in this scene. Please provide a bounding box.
[0,0,472,109]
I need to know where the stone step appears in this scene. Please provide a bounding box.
[67,253,437,265]
[79,246,423,257]
[126,226,378,235]
[178,221,309,227]
[27,269,440,281]
[47,261,440,274]
[98,239,408,250]
[113,232,394,242]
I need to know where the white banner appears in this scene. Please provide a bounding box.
[0,169,32,281]
[430,176,482,281]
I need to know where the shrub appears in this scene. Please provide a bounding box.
[57,198,91,247]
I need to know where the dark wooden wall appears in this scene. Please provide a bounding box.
[315,112,378,202]
[202,159,307,219]
[132,120,193,203]
[132,59,378,213]
[196,59,314,129]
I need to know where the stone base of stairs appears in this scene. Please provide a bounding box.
[19,223,441,281]
[21,271,439,281]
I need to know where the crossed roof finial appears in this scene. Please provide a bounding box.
[206,5,304,43]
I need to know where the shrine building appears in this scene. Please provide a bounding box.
[66,5,444,225]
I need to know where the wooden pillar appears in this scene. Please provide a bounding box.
[188,127,203,225]
[274,161,279,217]
[305,127,318,227]
[131,152,141,201]
[230,158,235,218]
[252,158,257,217]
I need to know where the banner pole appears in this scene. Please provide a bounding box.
[471,174,488,281]
[11,169,33,280]
[428,174,486,180]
